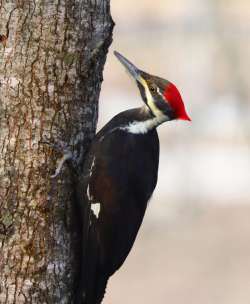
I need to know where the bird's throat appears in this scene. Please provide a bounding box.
[120,107,167,134]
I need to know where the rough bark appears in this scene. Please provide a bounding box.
[0,1,113,303]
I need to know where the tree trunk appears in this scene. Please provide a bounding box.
[0,1,113,303]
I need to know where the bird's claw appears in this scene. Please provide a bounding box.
[50,151,73,178]
[39,137,73,178]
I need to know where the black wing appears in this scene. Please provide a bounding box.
[78,128,159,304]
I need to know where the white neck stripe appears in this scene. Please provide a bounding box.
[138,77,163,118]
[120,116,167,134]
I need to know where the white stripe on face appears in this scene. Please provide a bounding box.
[137,76,165,119]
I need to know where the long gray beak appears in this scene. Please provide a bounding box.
[114,51,141,81]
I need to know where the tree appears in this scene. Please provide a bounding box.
[0,1,114,302]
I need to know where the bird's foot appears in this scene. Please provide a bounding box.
[40,136,74,178]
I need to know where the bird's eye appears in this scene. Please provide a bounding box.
[149,86,156,92]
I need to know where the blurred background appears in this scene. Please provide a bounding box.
[99,1,250,303]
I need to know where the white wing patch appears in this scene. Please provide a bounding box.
[86,156,101,219]
[91,203,101,219]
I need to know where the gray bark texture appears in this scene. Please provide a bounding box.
[0,0,113,303]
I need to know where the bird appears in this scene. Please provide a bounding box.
[78,51,191,304]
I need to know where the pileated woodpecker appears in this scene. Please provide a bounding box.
[78,51,191,304]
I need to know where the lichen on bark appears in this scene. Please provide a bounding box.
[0,0,113,303]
